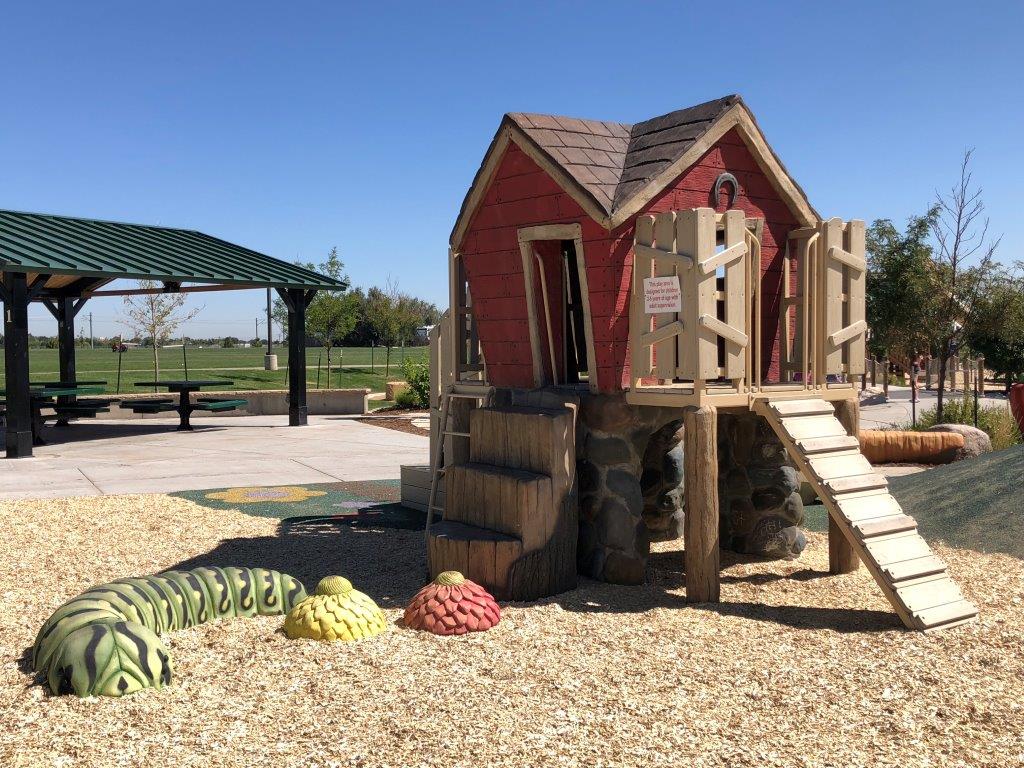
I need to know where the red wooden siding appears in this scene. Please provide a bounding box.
[457,143,613,390]
[457,128,803,392]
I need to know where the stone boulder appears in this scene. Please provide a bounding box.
[925,423,992,460]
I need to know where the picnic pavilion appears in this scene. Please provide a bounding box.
[0,210,347,458]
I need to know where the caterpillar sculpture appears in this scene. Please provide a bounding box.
[32,566,307,698]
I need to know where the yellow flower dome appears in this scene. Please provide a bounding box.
[283,576,388,642]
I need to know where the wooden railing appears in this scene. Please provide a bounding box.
[627,208,865,407]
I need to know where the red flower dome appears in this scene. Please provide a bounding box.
[404,571,500,635]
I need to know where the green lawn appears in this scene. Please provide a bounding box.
[2,345,428,394]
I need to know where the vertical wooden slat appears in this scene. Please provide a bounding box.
[653,212,677,380]
[676,208,712,380]
[846,220,866,376]
[723,210,746,380]
[822,217,844,375]
[631,216,655,385]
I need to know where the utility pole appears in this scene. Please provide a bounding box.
[89,312,94,349]
[264,287,278,371]
[266,288,273,353]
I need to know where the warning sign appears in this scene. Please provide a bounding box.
[643,276,681,314]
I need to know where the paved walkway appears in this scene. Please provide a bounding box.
[0,416,428,500]
[859,385,1009,429]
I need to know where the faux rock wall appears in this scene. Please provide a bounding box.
[717,411,806,559]
[497,388,806,586]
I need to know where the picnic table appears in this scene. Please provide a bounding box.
[132,380,245,431]
[1,383,111,444]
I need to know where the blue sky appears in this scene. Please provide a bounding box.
[2,1,1021,339]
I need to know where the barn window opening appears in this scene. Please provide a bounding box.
[562,239,589,384]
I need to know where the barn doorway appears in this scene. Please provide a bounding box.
[518,224,597,390]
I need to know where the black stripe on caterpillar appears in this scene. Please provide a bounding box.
[32,567,307,698]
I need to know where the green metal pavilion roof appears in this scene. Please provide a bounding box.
[0,209,347,292]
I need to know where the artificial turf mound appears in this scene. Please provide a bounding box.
[804,445,1024,558]
[887,445,1024,558]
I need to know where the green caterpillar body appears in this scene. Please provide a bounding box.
[32,567,306,698]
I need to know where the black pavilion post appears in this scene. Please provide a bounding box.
[56,296,78,387]
[3,273,33,458]
[280,287,311,426]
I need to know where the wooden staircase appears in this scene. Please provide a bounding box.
[753,397,978,632]
[427,404,578,601]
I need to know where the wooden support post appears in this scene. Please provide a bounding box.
[881,358,889,400]
[3,273,33,458]
[55,297,78,424]
[830,398,861,574]
[925,356,933,390]
[284,288,308,426]
[683,404,719,603]
[870,357,877,387]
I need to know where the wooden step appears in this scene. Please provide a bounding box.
[807,452,874,481]
[883,555,947,583]
[824,473,888,494]
[852,514,917,539]
[864,532,932,566]
[895,575,966,615]
[796,435,862,454]
[779,414,849,440]
[834,492,903,522]
[915,599,979,630]
[428,520,523,599]
[769,399,835,417]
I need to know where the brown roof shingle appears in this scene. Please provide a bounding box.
[507,95,740,216]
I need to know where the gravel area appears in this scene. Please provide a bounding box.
[1,494,1021,767]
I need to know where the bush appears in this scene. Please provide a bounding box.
[399,359,431,408]
[907,397,1022,451]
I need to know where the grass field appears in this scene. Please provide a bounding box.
[1,345,428,394]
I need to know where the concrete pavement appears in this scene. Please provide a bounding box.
[0,415,428,500]
[858,385,1010,429]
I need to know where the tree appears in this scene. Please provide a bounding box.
[364,278,419,378]
[272,248,357,381]
[929,150,1003,421]
[866,210,943,367]
[967,270,1024,391]
[121,281,201,380]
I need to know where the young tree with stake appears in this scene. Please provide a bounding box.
[120,281,201,382]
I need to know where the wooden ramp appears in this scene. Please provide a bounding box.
[753,398,978,632]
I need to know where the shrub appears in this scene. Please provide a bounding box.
[907,397,1022,451]
[399,359,431,408]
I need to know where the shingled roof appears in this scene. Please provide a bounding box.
[507,95,738,216]
[452,94,817,247]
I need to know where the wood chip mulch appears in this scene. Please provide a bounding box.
[354,415,429,437]
[1,494,1021,767]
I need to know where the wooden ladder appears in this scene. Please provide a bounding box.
[424,384,490,551]
[753,397,978,632]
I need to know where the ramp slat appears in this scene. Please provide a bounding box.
[770,399,834,417]
[853,515,917,538]
[915,599,979,629]
[835,492,903,522]
[825,473,888,494]
[883,555,947,582]
[753,397,976,632]
[779,414,848,440]
[797,435,861,454]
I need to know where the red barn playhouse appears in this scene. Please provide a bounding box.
[414,95,976,631]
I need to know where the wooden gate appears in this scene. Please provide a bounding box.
[630,208,751,389]
[818,217,866,378]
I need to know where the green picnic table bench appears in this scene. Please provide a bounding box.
[131,381,245,430]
